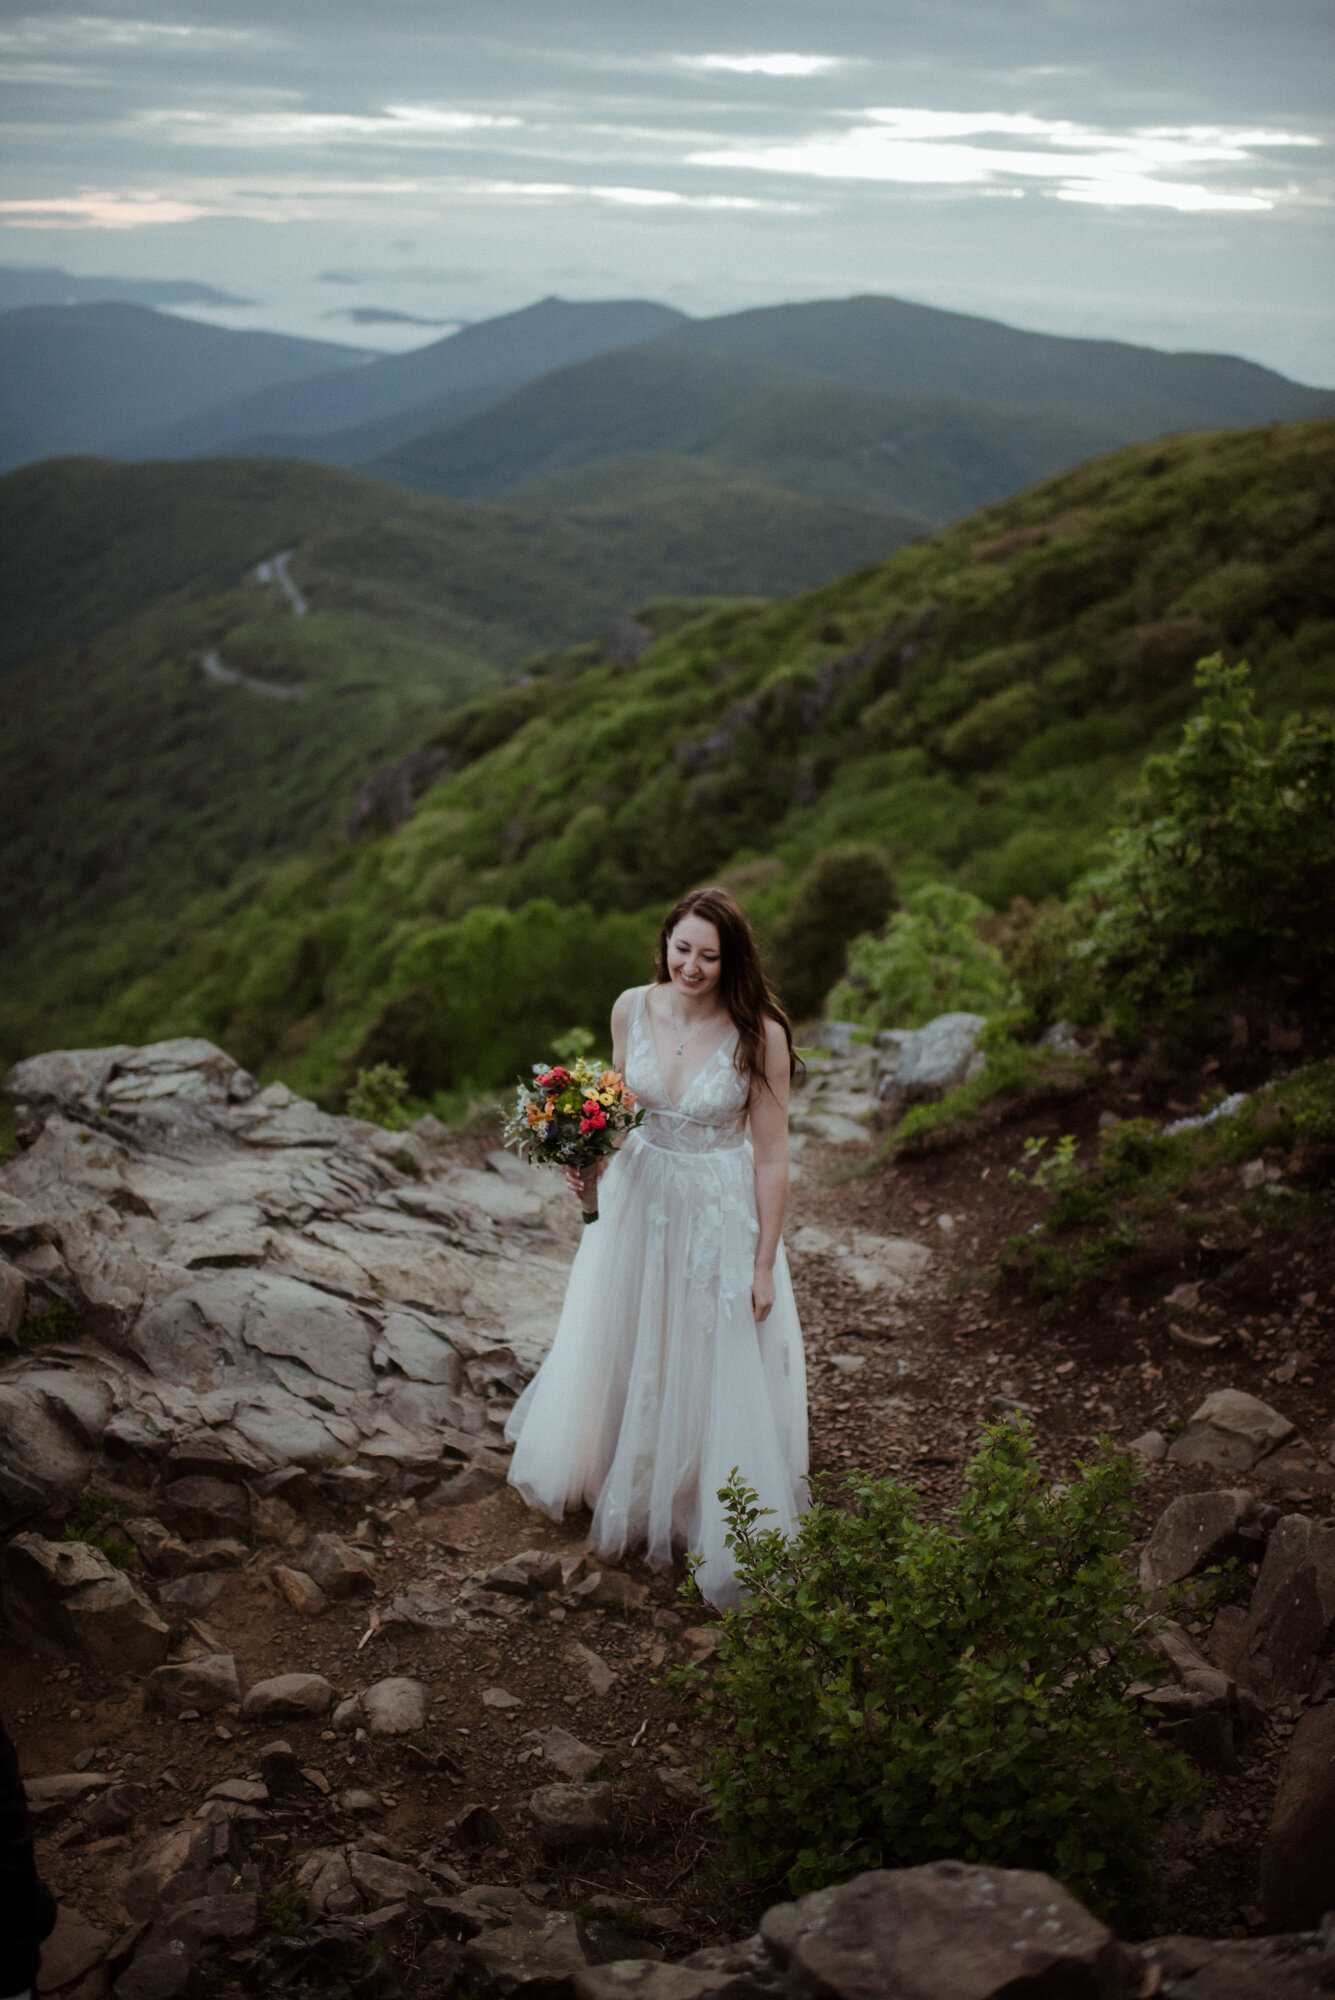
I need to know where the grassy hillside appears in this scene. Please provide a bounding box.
[0,304,370,472]
[664,294,1335,431]
[0,453,918,1025]
[367,343,1125,527]
[25,419,1328,1103]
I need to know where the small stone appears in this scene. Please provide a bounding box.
[156,1572,224,1613]
[348,1849,431,1907]
[428,1464,505,1507]
[206,1777,269,1804]
[338,1787,383,1814]
[482,1686,522,1710]
[302,1533,376,1599]
[331,1693,364,1734]
[485,1549,563,1596]
[572,1569,651,1611]
[1127,1430,1168,1462]
[241,1672,333,1721]
[364,1676,429,1735]
[829,1355,867,1376]
[270,1566,330,1617]
[529,1781,616,1855]
[526,1727,601,1780]
[160,1476,250,1540]
[143,1655,241,1719]
[258,1740,304,1798]
[247,1492,299,1544]
[571,1642,616,1696]
[454,1801,506,1849]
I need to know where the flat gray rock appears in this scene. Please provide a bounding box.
[241,1672,333,1720]
[363,1676,429,1735]
[1168,1389,1295,1471]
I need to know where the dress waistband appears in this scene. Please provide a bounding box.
[634,1125,747,1156]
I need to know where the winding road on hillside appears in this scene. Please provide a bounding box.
[197,549,309,696]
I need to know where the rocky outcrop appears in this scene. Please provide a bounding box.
[874,1013,986,1124]
[0,1038,574,1537]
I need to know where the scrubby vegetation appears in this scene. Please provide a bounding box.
[1001,1061,1335,1305]
[829,883,1009,1029]
[3,421,1332,1097]
[671,1427,1197,1925]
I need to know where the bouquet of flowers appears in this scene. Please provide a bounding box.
[502,1055,642,1224]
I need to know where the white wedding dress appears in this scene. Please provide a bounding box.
[505,985,808,1607]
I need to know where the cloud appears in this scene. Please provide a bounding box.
[689,105,1320,212]
[0,15,263,50]
[678,54,846,78]
[0,190,209,228]
[0,173,804,233]
[135,103,524,147]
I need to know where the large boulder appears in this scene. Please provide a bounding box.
[1139,1489,1262,1596]
[1260,1701,1335,1930]
[0,1532,169,1667]
[1167,1389,1294,1472]
[877,1014,986,1121]
[1224,1515,1335,1703]
[756,1861,1126,1999]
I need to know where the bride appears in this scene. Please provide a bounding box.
[505,885,808,1607]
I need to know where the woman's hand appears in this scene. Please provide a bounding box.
[752,1262,776,1323]
[563,1157,609,1199]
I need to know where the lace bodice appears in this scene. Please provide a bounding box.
[624,986,750,1153]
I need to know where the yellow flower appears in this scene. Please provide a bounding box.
[598,1091,614,1106]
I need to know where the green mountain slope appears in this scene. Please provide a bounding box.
[663,294,1335,431]
[0,303,371,472]
[366,343,1125,526]
[0,454,916,678]
[0,453,918,1014]
[28,419,1329,1101]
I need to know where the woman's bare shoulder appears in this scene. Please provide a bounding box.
[611,986,642,1025]
[760,1013,790,1059]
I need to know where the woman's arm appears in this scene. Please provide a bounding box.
[749,1017,792,1323]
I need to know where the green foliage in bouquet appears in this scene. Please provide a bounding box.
[1067,657,1335,1034]
[828,882,1010,1029]
[345,1062,411,1129]
[671,1425,1195,1925]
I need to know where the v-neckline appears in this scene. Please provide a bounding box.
[641,986,736,1111]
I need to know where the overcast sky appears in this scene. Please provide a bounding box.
[2,0,1332,380]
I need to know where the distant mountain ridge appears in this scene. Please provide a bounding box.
[365,340,1129,528]
[109,296,687,462]
[0,303,371,472]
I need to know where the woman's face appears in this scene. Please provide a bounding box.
[666,914,723,1001]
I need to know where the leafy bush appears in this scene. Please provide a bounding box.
[1072,657,1335,1034]
[829,883,1009,1029]
[766,844,897,1022]
[345,1062,411,1129]
[673,1427,1194,1924]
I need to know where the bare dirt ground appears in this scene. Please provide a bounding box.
[6,1073,1333,1989]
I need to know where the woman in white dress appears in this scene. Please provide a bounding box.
[505,886,808,1608]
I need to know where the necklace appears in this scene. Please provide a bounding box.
[667,993,713,1058]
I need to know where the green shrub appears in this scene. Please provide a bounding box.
[939,680,1041,769]
[1072,657,1335,1034]
[766,844,897,1022]
[672,1427,1194,1924]
[345,1061,411,1128]
[829,882,1009,1029]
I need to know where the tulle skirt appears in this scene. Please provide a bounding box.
[504,1128,808,1607]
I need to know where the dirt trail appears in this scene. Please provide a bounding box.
[6,1061,1333,1975]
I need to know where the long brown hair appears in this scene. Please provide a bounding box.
[653,886,801,1088]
